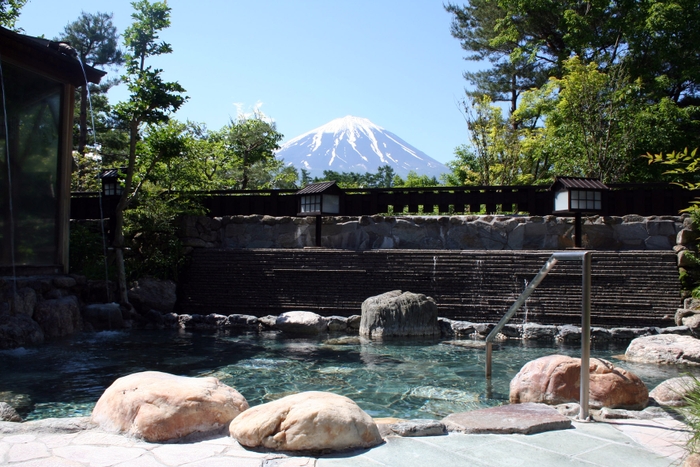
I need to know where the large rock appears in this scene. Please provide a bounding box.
[625,334,700,365]
[33,296,81,338]
[127,278,177,314]
[649,376,698,407]
[91,371,249,442]
[229,391,382,452]
[509,355,649,410]
[82,303,124,331]
[275,311,327,335]
[360,290,439,338]
[0,308,44,349]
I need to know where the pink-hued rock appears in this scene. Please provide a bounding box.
[650,376,698,407]
[229,391,382,452]
[91,371,248,442]
[626,334,700,365]
[509,355,649,410]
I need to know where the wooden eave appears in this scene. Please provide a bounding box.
[0,26,105,86]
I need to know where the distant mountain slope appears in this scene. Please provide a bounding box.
[275,116,448,179]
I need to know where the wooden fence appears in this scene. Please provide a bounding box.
[70,183,698,220]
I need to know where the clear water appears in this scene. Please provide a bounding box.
[1,329,699,421]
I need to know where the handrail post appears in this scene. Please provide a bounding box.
[579,251,592,421]
[485,341,492,378]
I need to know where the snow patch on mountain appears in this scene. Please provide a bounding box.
[276,116,448,179]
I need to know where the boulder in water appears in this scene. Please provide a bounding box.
[360,290,439,338]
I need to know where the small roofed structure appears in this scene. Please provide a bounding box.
[296,181,342,216]
[296,181,343,247]
[551,176,609,213]
[0,26,105,275]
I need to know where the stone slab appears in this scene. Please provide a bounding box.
[441,402,571,434]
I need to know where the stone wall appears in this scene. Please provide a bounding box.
[180,214,689,252]
[177,249,682,328]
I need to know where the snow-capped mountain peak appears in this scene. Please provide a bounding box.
[276,116,447,179]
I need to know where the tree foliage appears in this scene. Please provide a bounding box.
[57,11,124,154]
[216,112,284,190]
[445,0,700,185]
[0,0,27,31]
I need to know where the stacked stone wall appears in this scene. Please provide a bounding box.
[180,214,689,252]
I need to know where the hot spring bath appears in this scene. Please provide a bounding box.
[1,329,698,421]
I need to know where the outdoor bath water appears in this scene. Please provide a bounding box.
[1,329,698,421]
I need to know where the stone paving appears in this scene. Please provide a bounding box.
[0,416,692,467]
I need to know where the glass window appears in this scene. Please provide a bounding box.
[569,189,600,210]
[300,194,321,213]
[0,61,62,267]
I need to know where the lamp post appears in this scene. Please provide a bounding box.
[296,181,342,247]
[551,177,609,248]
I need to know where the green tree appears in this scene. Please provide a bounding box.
[217,112,283,190]
[445,0,548,117]
[447,0,700,106]
[112,0,187,304]
[517,56,700,183]
[393,171,439,188]
[0,0,27,30]
[57,11,124,155]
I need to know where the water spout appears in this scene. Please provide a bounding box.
[77,58,111,301]
[0,52,17,297]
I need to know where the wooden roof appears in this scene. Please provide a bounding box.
[0,26,105,86]
[551,176,609,191]
[296,181,342,195]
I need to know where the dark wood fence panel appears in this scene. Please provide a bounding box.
[70,184,700,220]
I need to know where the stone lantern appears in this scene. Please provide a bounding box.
[296,181,342,247]
[551,176,609,247]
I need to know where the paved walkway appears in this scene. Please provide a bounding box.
[0,416,691,467]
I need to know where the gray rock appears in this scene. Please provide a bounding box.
[82,303,124,331]
[52,276,77,289]
[128,278,177,314]
[449,320,477,337]
[522,323,558,341]
[442,402,571,434]
[591,327,612,342]
[11,287,36,317]
[556,325,581,344]
[610,327,654,341]
[347,315,361,330]
[227,314,258,328]
[0,309,44,349]
[327,315,348,332]
[360,290,439,338]
[258,315,277,329]
[276,311,328,335]
[381,419,446,437]
[0,402,21,422]
[33,296,81,338]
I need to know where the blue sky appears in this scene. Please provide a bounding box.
[18,0,478,165]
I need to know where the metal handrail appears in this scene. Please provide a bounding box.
[485,251,592,421]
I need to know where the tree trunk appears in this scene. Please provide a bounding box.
[112,120,140,306]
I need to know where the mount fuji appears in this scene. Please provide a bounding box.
[275,116,448,179]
